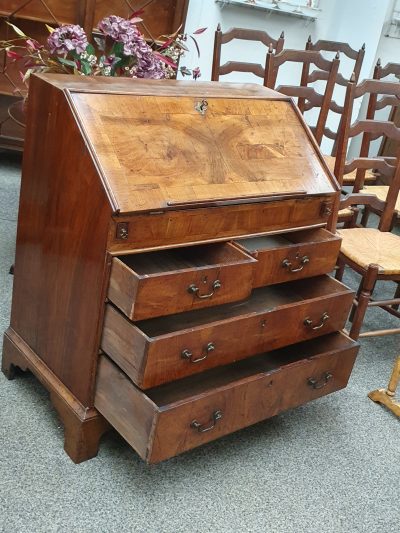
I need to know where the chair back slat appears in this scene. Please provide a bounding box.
[374,61,400,80]
[307,39,361,60]
[265,49,339,145]
[275,85,324,107]
[219,61,265,78]
[348,119,400,141]
[305,38,365,153]
[220,27,284,49]
[307,69,349,87]
[344,157,396,178]
[211,24,284,82]
[271,49,334,71]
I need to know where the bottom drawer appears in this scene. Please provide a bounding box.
[95,332,359,464]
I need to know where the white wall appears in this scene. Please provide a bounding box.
[183,0,400,155]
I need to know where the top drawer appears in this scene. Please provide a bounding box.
[108,242,256,321]
[234,228,341,287]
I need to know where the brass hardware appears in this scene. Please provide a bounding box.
[304,312,329,330]
[181,342,215,363]
[307,372,333,390]
[116,222,129,240]
[368,356,400,417]
[191,410,223,433]
[195,99,208,115]
[188,279,221,299]
[282,255,310,273]
[320,202,333,217]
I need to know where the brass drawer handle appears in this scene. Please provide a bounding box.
[282,255,310,273]
[308,372,333,390]
[304,312,329,330]
[191,410,223,433]
[181,342,215,363]
[188,279,221,299]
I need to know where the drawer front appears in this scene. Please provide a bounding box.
[108,196,335,252]
[108,243,256,321]
[234,228,341,287]
[101,277,354,388]
[95,333,359,464]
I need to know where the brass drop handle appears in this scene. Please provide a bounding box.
[282,255,310,273]
[181,342,215,363]
[188,280,221,299]
[308,372,333,390]
[304,312,330,330]
[191,410,223,433]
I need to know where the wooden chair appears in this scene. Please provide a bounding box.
[335,78,400,189]
[264,48,340,146]
[303,38,365,157]
[332,78,400,228]
[360,60,400,227]
[333,121,400,340]
[211,24,284,83]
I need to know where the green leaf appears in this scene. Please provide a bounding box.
[111,42,124,57]
[6,22,27,38]
[57,57,77,68]
[86,43,95,56]
[80,60,92,75]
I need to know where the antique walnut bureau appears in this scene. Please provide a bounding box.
[2,74,359,464]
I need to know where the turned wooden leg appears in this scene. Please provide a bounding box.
[349,264,379,340]
[368,356,400,417]
[335,257,346,281]
[392,283,400,311]
[360,206,371,227]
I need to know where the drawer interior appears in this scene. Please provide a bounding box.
[135,275,351,337]
[114,242,253,276]
[144,332,357,406]
[236,228,338,253]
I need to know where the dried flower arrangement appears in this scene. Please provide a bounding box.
[1,12,206,96]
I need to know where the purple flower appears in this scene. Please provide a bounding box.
[98,15,166,79]
[47,25,88,55]
[98,15,140,47]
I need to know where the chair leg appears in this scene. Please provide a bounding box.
[349,278,363,323]
[360,206,371,227]
[349,264,379,340]
[335,257,345,281]
[368,356,400,418]
[392,283,400,311]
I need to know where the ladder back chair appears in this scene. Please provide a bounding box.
[264,48,340,146]
[360,60,400,227]
[334,166,400,340]
[333,78,400,197]
[211,24,284,83]
[304,38,365,156]
[332,83,400,340]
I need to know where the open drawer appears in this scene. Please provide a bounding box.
[234,228,341,287]
[95,332,359,464]
[101,275,354,388]
[107,242,256,321]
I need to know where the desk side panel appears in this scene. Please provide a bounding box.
[9,75,112,406]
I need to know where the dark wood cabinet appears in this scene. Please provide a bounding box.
[0,0,189,151]
[2,74,359,464]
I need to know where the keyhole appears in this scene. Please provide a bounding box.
[202,276,208,284]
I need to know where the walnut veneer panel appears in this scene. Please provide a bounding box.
[95,332,359,463]
[8,74,112,405]
[71,93,336,214]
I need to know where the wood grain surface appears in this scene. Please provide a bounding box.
[70,92,336,213]
[101,275,354,388]
[95,332,359,463]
